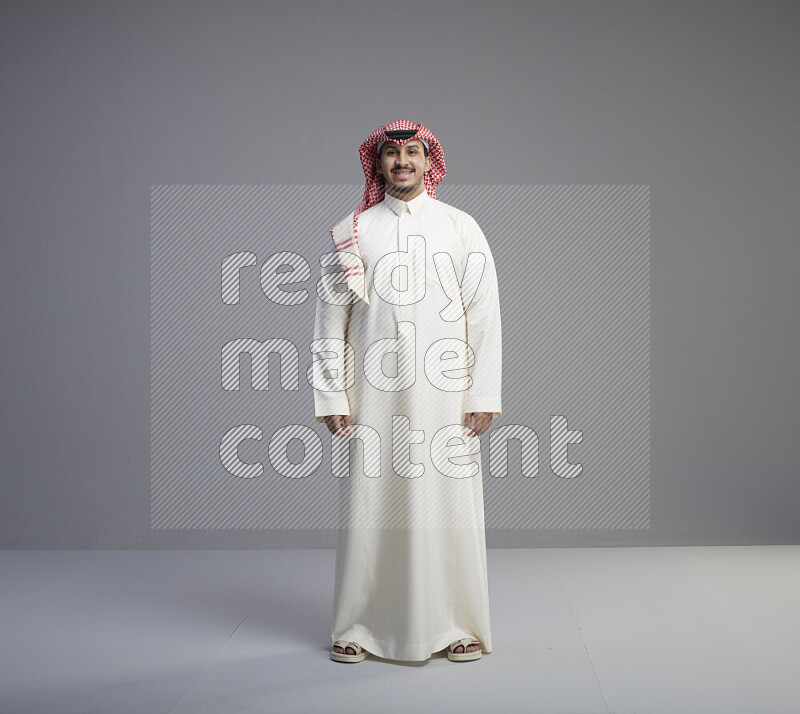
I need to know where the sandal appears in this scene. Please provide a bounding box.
[447,637,483,662]
[331,639,369,663]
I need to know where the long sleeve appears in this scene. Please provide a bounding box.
[462,215,503,417]
[311,238,354,423]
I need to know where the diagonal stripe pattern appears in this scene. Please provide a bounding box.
[151,185,649,529]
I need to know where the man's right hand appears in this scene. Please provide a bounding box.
[323,414,352,437]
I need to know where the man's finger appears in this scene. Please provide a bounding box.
[329,415,353,438]
[325,415,343,435]
[473,413,494,436]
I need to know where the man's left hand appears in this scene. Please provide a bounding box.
[463,412,494,436]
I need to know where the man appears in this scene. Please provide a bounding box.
[312,120,502,663]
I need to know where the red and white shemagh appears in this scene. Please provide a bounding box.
[329,120,446,304]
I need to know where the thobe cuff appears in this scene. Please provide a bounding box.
[314,391,351,423]
[464,395,502,418]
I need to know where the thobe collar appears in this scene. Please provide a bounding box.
[383,187,430,216]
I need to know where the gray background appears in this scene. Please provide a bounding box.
[1,0,797,548]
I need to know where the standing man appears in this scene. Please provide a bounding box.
[311,120,502,663]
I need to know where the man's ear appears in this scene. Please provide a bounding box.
[424,155,432,173]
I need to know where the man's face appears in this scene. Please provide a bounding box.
[376,139,432,200]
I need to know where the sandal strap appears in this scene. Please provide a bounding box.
[333,639,361,654]
[450,637,480,651]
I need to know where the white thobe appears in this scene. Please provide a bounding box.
[312,188,502,661]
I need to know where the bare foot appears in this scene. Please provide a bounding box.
[451,641,481,653]
[334,643,359,655]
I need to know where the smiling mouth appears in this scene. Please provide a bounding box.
[392,170,413,177]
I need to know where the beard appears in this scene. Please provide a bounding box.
[386,171,423,196]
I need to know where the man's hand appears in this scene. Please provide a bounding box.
[324,414,352,437]
[463,412,494,436]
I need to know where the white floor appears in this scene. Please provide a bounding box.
[1,546,798,714]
